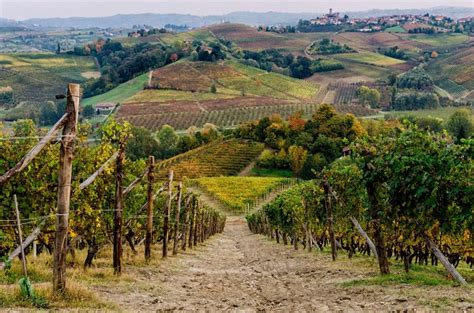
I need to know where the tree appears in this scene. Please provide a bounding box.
[356,86,381,108]
[288,145,308,176]
[82,105,95,118]
[446,109,473,142]
[126,126,161,161]
[157,125,178,159]
[210,83,217,94]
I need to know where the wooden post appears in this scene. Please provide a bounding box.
[13,195,28,278]
[162,170,173,258]
[188,196,195,249]
[53,83,79,293]
[425,235,467,285]
[181,196,190,251]
[145,156,155,262]
[193,202,200,247]
[323,179,337,261]
[350,216,378,261]
[113,141,126,275]
[173,182,182,256]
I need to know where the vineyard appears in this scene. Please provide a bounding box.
[322,81,390,111]
[0,91,226,307]
[154,139,264,180]
[436,80,470,99]
[191,177,295,213]
[0,53,97,105]
[246,128,473,285]
[150,61,318,100]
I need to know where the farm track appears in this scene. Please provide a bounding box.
[94,217,473,311]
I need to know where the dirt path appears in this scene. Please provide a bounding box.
[94,217,473,311]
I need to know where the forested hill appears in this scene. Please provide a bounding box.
[12,7,474,28]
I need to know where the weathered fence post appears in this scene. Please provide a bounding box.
[163,170,173,258]
[145,156,155,262]
[173,182,182,256]
[53,83,79,293]
[13,194,28,278]
[113,140,126,275]
[181,195,190,251]
[188,196,196,249]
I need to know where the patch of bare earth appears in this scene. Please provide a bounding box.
[94,217,473,311]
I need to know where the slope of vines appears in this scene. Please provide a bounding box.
[155,139,264,180]
[247,128,473,281]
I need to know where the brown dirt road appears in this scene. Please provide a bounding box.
[96,217,473,312]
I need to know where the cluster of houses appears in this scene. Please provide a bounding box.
[309,9,472,33]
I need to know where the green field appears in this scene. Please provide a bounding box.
[82,73,148,107]
[406,33,469,47]
[335,52,406,67]
[227,61,319,100]
[385,26,406,33]
[0,53,98,104]
[385,106,474,121]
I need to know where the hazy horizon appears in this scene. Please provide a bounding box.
[1,0,473,21]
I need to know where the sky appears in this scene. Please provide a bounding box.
[1,0,473,20]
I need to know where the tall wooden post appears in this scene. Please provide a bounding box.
[53,83,79,293]
[173,182,182,256]
[113,141,126,274]
[13,195,28,278]
[181,196,190,251]
[323,179,337,261]
[145,156,155,262]
[188,196,195,249]
[162,170,173,258]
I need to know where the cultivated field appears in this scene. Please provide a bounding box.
[0,53,98,104]
[426,45,474,94]
[82,73,148,107]
[193,176,291,212]
[155,139,264,180]
[405,33,470,47]
[334,52,406,67]
[209,23,329,54]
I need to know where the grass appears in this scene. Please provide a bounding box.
[341,262,474,287]
[250,167,294,178]
[82,73,148,107]
[385,26,406,33]
[406,33,469,47]
[385,106,474,121]
[335,52,406,66]
[228,61,319,100]
[0,53,98,105]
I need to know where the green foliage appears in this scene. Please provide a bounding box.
[392,92,439,110]
[82,105,95,118]
[309,39,355,55]
[356,86,381,108]
[310,59,344,73]
[236,104,366,178]
[125,126,161,161]
[446,109,473,141]
[396,67,434,90]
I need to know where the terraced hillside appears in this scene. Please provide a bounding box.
[0,53,98,104]
[155,139,264,180]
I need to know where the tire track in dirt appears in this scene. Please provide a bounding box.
[94,216,473,311]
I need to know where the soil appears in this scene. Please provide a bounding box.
[94,217,474,312]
